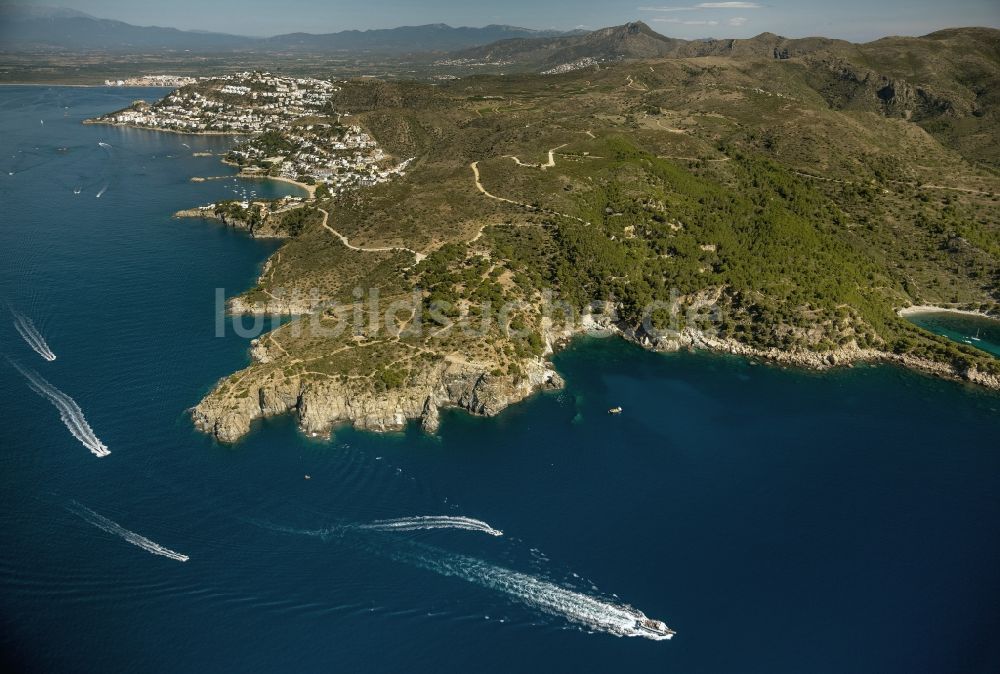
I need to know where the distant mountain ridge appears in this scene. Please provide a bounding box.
[262,24,579,53]
[453,21,687,66]
[451,21,867,67]
[0,4,254,52]
[0,5,579,53]
[451,20,999,70]
[457,21,998,165]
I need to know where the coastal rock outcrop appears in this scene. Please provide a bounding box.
[638,325,1000,390]
[194,296,999,446]
[192,354,563,444]
[227,295,326,317]
[175,190,316,240]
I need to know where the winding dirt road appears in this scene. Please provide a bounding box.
[503,144,568,169]
[318,207,426,262]
[469,161,588,225]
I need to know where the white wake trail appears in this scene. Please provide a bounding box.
[10,361,109,457]
[68,502,189,562]
[11,310,57,361]
[95,184,108,198]
[253,518,671,639]
[399,547,672,640]
[360,516,503,537]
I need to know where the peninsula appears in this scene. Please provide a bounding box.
[86,25,1000,443]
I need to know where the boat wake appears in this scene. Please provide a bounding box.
[68,502,189,562]
[95,184,108,198]
[11,309,56,361]
[9,360,109,456]
[253,517,671,640]
[395,545,672,640]
[359,516,503,537]
[252,515,503,539]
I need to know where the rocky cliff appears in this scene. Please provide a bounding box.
[192,349,563,443]
[193,301,999,445]
[635,324,1000,390]
[174,206,294,239]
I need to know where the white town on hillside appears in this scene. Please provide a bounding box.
[96,72,413,192]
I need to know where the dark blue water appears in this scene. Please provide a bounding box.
[2,86,1000,673]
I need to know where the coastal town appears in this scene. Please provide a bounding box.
[103,75,198,87]
[90,71,412,193]
[94,71,341,134]
[227,121,414,193]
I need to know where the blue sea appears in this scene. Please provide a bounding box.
[2,85,1000,673]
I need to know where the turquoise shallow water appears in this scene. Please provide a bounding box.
[907,312,1000,359]
[2,86,1000,673]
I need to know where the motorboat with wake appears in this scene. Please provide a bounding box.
[634,617,675,639]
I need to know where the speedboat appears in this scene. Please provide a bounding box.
[608,406,623,415]
[634,618,675,639]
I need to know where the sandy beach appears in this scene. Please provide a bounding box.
[898,305,997,319]
[189,172,315,197]
[258,174,317,197]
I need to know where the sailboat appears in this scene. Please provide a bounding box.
[970,328,982,342]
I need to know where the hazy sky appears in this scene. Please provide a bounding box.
[13,0,1000,41]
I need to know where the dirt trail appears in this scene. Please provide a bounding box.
[470,161,588,225]
[471,162,527,207]
[658,154,731,162]
[625,75,647,91]
[503,144,568,169]
[655,119,688,134]
[318,207,426,262]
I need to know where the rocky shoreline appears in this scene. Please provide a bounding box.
[192,351,564,444]
[191,307,1000,445]
[82,118,244,136]
[226,295,324,316]
[174,204,294,239]
[658,327,1000,390]
[174,207,280,237]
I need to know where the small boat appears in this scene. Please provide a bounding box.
[971,329,982,342]
[608,406,623,415]
[304,475,312,480]
[634,618,675,639]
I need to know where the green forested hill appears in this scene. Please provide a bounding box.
[190,33,1000,440]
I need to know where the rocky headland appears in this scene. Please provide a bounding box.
[191,302,1000,445]
[192,349,563,443]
